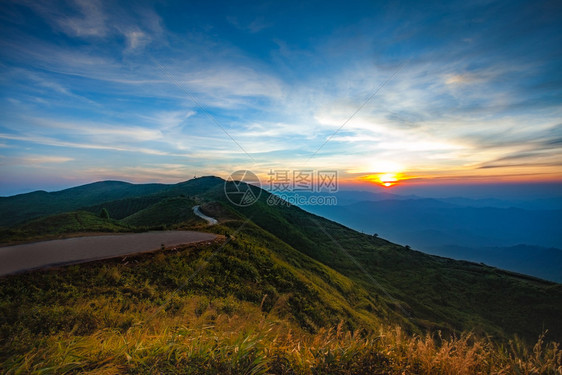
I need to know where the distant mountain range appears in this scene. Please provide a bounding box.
[292,190,562,282]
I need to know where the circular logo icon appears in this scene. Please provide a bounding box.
[224,170,261,207]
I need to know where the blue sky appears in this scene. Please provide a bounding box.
[0,0,561,195]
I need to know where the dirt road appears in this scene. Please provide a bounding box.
[0,231,217,276]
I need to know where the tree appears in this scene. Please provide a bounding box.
[100,208,110,220]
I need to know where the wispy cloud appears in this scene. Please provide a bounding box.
[0,133,174,156]
[57,0,107,37]
[0,154,73,166]
[227,15,270,33]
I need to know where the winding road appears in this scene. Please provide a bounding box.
[0,231,217,276]
[193,205,218,225]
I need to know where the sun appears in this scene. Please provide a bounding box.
[358,162,406,188]
[378,173,399,187]
[361,172,403,187]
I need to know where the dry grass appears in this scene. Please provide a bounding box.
[3,301,561,375]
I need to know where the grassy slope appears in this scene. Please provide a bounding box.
[121,196,203,228]
[218,182,562,343]
[0,220,385,370]
[1,221,560,374]
[84,195,165,220]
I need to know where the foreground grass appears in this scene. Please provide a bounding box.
[3,313,561,374]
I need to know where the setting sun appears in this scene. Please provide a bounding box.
[361,172,403,187]
[378,173,399,187]
[356,161,406,187]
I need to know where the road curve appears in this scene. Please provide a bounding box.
[0,231,217,276]
[193,205,218,225]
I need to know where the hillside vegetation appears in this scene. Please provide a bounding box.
[221,182,562,342]
[0,181,169,227]
[1,177,561,374]
[0,211,131,244]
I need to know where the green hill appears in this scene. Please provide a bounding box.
[0,181,169,226]
[0,177,228,227]
[1,177,561,373]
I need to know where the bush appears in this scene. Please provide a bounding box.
[99,208,110,219]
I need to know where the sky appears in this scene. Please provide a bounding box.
[0,0,561,196]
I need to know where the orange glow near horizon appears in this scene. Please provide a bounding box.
[352,168,562,188]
